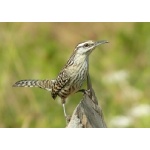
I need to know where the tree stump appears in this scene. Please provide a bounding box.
[66,87,107,128]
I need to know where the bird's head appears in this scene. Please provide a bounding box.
[74,40,109,55]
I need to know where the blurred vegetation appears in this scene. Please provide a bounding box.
[0,23,150,127]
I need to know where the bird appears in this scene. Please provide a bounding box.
[13,40,108,118]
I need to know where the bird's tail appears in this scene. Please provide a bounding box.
[12,79,55,92]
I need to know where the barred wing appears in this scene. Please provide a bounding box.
[51,69,70,99]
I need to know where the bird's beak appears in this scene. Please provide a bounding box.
[95,40,109,47]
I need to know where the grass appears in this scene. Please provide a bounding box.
[0,22,150,127]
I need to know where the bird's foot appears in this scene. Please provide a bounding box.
[76,89,87,94]
[65,115,71,124]
[62,103,71,124]
[77,89,92,95]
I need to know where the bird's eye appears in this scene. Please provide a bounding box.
[84,43,89,47]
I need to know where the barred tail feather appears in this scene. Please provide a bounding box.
[12,79,55,92]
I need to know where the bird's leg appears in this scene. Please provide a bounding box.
[87,72,92,90]
[61,99,67,117]
[62,103,67,118]
[77,89,87,94]
[87,72,98,104]
[86,60,93,96]
[61,99,71,123]
[87,72,93,97]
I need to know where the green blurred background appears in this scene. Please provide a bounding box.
[0,22,150,127]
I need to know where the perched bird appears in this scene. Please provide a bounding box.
[13,40,108,118]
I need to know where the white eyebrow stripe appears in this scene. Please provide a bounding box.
[77,43,85,47]
[76,40,94,49]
